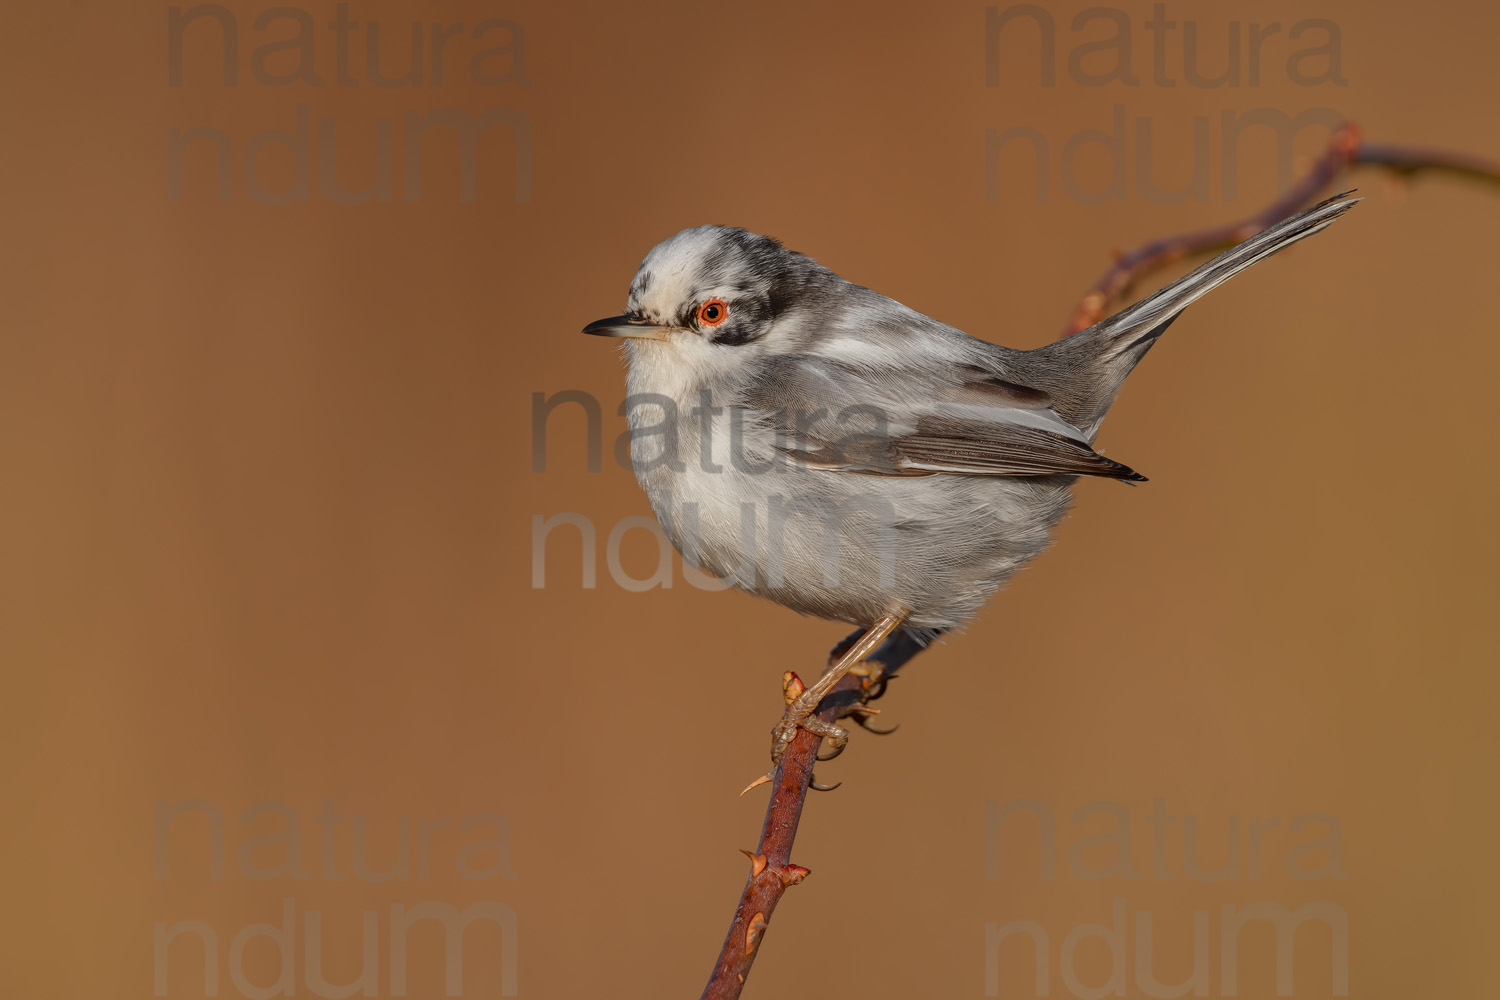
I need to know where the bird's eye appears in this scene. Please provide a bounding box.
[696,298,729,327]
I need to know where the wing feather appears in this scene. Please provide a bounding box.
[743,355,1146,482]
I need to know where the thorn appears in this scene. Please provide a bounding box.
[781,671,805,705]
[739,771,774,797]
[739,850,767,877]
[745,912,767,956]
[780,864,811,886]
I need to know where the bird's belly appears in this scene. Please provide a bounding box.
[641,456,1075,630]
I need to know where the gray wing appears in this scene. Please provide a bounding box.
[737,355,1146,482]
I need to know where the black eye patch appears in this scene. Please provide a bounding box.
[709,323,760,347]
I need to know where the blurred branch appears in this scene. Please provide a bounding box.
[1063,123,1500,335]
[701,121,1500,1000]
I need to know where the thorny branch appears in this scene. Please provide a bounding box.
[699,122,1500,1000]
[700,629,925,1000]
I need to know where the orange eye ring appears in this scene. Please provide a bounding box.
[696,298,729,327]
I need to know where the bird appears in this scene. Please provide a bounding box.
[583,193,1358,777]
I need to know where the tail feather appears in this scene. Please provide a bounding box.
[1090,192,1360,364]
[1037,192,1359,432]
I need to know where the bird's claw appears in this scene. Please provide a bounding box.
[852,706,899,736]
[808,717,849,761]
[853,665,893,702]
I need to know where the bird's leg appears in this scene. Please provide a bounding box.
[842,623,935,702]
[768,612,906,765]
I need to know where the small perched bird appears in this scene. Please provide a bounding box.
[584,194,1357,773]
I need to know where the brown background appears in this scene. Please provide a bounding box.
[4,0,1498,997]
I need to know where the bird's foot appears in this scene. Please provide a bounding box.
[770,691,850,765]
[849,660,893,702]
[738,614,908,797]
[739,673,848,796]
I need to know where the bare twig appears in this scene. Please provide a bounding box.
[699,121,1499,1000]
[1062,123,1500,336]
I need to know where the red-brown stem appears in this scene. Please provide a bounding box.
[699,123,1499,1000]
[699,673,863,1000]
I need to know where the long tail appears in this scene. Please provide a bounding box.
[1039,191,1360,431]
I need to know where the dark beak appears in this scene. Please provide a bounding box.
[582,314,674,341]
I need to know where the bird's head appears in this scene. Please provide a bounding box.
[583,226,825,353]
